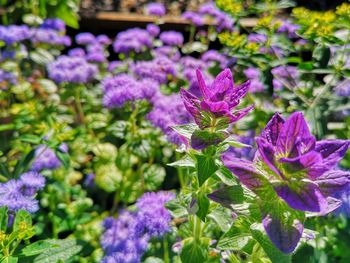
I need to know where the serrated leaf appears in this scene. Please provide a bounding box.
[195,154,218,186]
[21,240,57,256]
[168,155,195,168]
[172,124,197,139]
[180,238,208,263]
[33,239,82,263]
[143,164,166,191]
[217,230,251,251]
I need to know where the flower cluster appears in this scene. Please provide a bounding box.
[102,74,158,108]
[0,172,45,214]
[0,25,31,45]
[113,28,153,54]
[159,31,184,46]
[272,65,299,91]
[101,191,174,263]
[31,145,62,172]
[145,2,166,17]
[47,55,98,83]
[201,50,228,69]
[243,67,264,93]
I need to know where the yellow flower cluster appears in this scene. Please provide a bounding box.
[218,31,246,49]
[336,3,350,17]
[216,0,243,16]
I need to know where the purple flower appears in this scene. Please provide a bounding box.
[198,3,234,32]
[147,93,192,144]
[153,46,181,61]
[145,2,166,16]
[159,31,184,46]
[68,48,86,57]
[334,78,350,97]
[76,32,95,45]
[96,34,111,45]
[201,50,228,69]
[222,112,350,253]
[19,172,45,196]
[0,25,31,45]
[182,11,205,26]
[0,69,17,85]
[47,55,98,84]
[31,145,61,172]
[225,131,256,160]
[180,68,253,129]
[247,33,268,43]
[146,24,160,37]
[41,18,65,32]
[108,61,125,73]
[334,184,350,216]
[243,67,265,93]
[277,20,300,38]
[132,57,176,84]
[113,28,153,54]
[31,28,71,46]
[271,65,299,91]
[102,74,158,108]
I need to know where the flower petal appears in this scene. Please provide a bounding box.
[227,104,254,122]
[274,182,328,213]
[260,112,285,146]
[196,69,213,100]
[276,112,311,156]
[200,100,229,113]
[228,80,251,108]
[180,88,202,125]
[262,213,303,254]
[210,68,234,101]
[315,140,350,168]
[314,169,350,196]
[221,154,266,191]
[256,137,281,177]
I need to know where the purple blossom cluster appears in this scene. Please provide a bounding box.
[243,67,265,93]
[101,191,174,263]
[277,20,300,38]
[40,18,66,32]
[0,69,17,85]
[145,2,166,17]
[247,33,268,44]
[271,65,299,91]
[153,46,181,62]
[0,172,45,214]
[31,145,62,172]
[132,57,176,84]
[225,131,256,160]
[198,2,234,32]
[159,31,184,46]
[0,25,31,45]
[201,50,228,69]
[113,28,153,54]
[31,28,71,46]
[47,55,98,84]
[146,24,160,37]
[182,11,205,26]
[147,93,193,144]
[102,74,158,108]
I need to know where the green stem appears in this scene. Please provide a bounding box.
[175,152,185,189]
[163,236,170,263]
[193,215,202,241]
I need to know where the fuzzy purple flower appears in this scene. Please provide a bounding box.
[31,28,71,46]
[247,33,268,43]
[335,78,350,97]
[96,34,111,45]
[0,25,31,45]
[145,2,166,16]
[277,20,300,38]
[146,24,160,37]
[0,69,17,85]
[180,68,253,129]
[47,55,98,84]
[201,50,228,69]
[153,46,181,61]
[31,145,61,172]
[76,32,95,45]
[271,65,299,91]
[222,112,350,253]
[243,67,264,93]
[182,11,205,26]
[159,31,184,46]
[113,28,153,54]
[41,18,65,32]
[68,48,86,57]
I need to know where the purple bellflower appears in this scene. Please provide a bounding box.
[222,112,350,253]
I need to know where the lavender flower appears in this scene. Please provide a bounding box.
[113,28,153,54]
[0,25,31,45]
[132,57,176,84]
[0,172,45,214]
[145,2,166,16]
[198,3,234,32]
[334,185,350,216]
[222,112,350,253]
[243,67,264,93]
[225,131,256,160]
[40,18,65,32]
[147,93,192,144]
[102,74,158,108]
[271,65,299,91]
[47,55,98,84]
[76,32,96,45]
[146,24,160,37]
[101,192,174,262]
[108,61,125,73]
[153,46,181,62]
[96,34,111,45]
[201,50,228,69]
[31,28,71,46]
[31,145,61,171]
[277,20,300,38]
[182,11,205,26]
[0,69,17,85]
[159,31,184,46]
[247,33,268,43]
[180,68,253,129]
[68,48,86,57]
[334,78,350,97]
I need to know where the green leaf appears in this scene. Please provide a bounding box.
[143,164,166,191]
[171,123,197,139]
[30,48,54,65]
[144,257,164,263]
[180,238,208,263]
[13,210,32,232]
[196,193,210,221]
[217,232,252,251]
[207,185,244,208]
[20,240,57,256]
[168,155,195,169]
[19,135,41,144]
[195,154,218,186]
[207,206,232,232]
[214,167,237,186]
[1,257,18,263]
[13,150,35,178]
[250,223,292,263]
[55,151,70,169]
[165,195,190,218]
[33,239,82,263]
[0,207,8,232]
[222,136,251,148]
